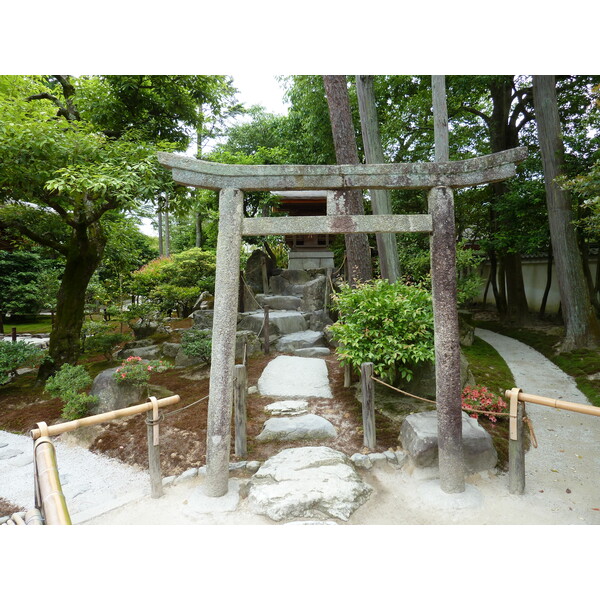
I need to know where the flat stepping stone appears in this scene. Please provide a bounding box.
[258,355,332,398]
[276,330,326,352]
[247,446,372,521]
[293,347,331,358]
[264,400,309,416]
[256,414,337,442]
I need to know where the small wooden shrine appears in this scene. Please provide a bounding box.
[272,190,334,269]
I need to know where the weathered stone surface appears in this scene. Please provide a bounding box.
[244,249,276,294]
[258,355,332,398]
[247,446,372,522]
[293,347,331,358]
[270,270,311,296]
[237,310,307,336]
[117,345,161,360]
[130,320,162,340]
[264,400,309,416]
[256,414,337,442]
[299,275,327,312]
[305,309,334,332]
[276,330,326,352]
[256,294,302,311]
[350,453,373,469]
[399,410,498,473]
[122,338,154,349]
[161,342,181,358]
[174,347,205,368]
[190,310,214,330]
[90,368,148,414]
[323,325,339,347]
[235,330,262,360]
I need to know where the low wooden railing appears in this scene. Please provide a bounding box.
[29,394,180,524]
[505,387,600,495]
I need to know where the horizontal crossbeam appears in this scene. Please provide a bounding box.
[157,147,527,191]
[241,214,432,236]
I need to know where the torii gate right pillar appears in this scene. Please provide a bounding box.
[429,185,464,493]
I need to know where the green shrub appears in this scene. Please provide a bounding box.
[330,280,435,384]
[181,328,212,363]
[81,320,130,359]
[0,340,46,385]
[45,364,98,420]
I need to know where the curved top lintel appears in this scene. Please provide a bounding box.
[157,146,527,191]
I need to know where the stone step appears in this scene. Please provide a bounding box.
[255,294,302,311]
[238,310,307,336]
[276,330,326,353]
[256,414,337,442]
[257,355,332,399]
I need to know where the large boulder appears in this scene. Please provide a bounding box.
[399,410,498,473]
[89,367,148,414]
[190,310,214,330]
[275,330,326,352]
[246,446,373,521]
[299,275,327,312]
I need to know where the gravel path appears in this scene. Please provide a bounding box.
[0,429,150,523]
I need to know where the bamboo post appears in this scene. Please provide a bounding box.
[504,388,600,417]
[234,364,248,458]
[146,396,163,499]
[263,304,270,354]
[508,387,525,495]
[360,362,376,450]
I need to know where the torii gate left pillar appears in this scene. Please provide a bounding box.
[158,144,527,497]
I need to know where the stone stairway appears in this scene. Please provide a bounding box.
[254,355,336,443]
[238,269,332,356]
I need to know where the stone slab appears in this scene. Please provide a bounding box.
[264,400,309,416]
[276,330,326,352]
[256,414,337,442]
[247,446,373,522]
[258,355,332,398]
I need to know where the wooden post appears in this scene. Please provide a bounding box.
[344,363,351,388]
[430,75,465,494]
[263,304,270,354]
[238,270,245,313]
[206,187,244,497]
[11,327,17,342]
[508,387,525,495]
[261,255,269,294]
[360,362,376,450]
[234,364,247,458]
[146,406,163,499]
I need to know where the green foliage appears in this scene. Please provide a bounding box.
[130,247,217,317]
[330,280,435,384]
[0,340,46,385]
[114,356,168,387]
[180,328,212,363]
[81,320,130,359]
[0,251,62,318]
[45,363,98,420]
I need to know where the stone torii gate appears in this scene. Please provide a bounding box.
[158,85,527,499]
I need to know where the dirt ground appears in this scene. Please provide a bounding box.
[0,342,403,516]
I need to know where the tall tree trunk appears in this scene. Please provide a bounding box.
[503,252,529,324]
[579,234,600,313]
[355,75,400,282]
[164,201,171,257]
[37,224,106,381]
[195,212,203,248]
[323,75,372,286]
[158,211,164,256]
[533,75,600,350]
[539,246,553,318]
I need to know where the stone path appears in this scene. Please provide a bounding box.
[475,328,600,510]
